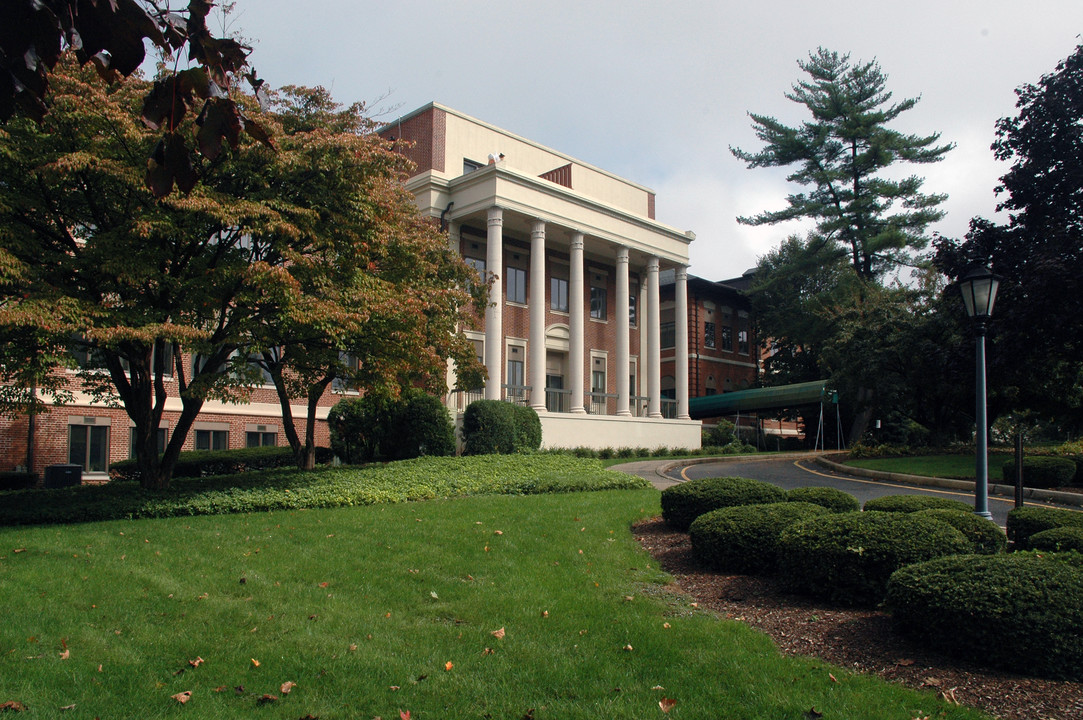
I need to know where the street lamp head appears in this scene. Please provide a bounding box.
[958,264,1000,319]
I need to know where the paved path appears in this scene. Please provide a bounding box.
[611,452,1082,528]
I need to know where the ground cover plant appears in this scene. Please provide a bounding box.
[0,489,986,719]
[0,456,645,526]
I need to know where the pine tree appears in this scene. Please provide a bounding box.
[732,48,953,280]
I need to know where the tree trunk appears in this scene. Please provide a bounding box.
[848,386,875,445]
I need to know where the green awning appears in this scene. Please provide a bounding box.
[688,381,829,419]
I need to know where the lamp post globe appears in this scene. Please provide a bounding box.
[958,265,1000,520]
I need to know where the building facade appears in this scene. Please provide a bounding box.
[380,103,701,450]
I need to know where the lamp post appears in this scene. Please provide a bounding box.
[957,265,1000,520]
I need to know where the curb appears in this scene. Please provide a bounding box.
[814,455,1083,508]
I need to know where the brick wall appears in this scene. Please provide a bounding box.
[379,106,445,174]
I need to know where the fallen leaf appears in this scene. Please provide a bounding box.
[213,686,227,693]
[280,681,296,694]
[256,694,277,704]
[171,691,192,704]
[541,611,549,617]
[483,647,495,655]
[319,582,329,588]
[13,548,26,554]
[445,661,454,671]
[804,708,824,720]
[896,658,914,666]
[348,644,358,652]
[59,649,70,661]
[623,644,634,652]
[59,704,76,711]
[663,622,671,629]
[390,685,400,691]
[430,591,439,599]
[188,657,204,668]
[400,711,411,720]
[624,595,634,602]
[651,686,665,691]
[941,688,959,705]
[828,673,837,683]
[251,658,260,667]
[491,627,505,639]
[659,697,677,713]
[494,530,503,535]
[0,701,27,711]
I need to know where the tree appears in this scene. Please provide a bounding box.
[1,0,271,197]
[732,48,953,280]
[0,58,484,486]
[935,43,1083,432]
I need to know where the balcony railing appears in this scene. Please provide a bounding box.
[452,386,681,419]
[545,387,570,413]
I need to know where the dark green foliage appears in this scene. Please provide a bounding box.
[1007,506,1083,549]
[785,486,860,513]
[461,400,541,455]
[914,509,1007,555]
[384,392,456,460]
[108,446,310,482]
[651,446,671,457]
[510,403,542,451]
[0,455,648,527]
[778,511,970,606]
[886,553,1083,680]
[1000,456,1076,488]
[689,501,829,574]
[1029,526,1083,553]
[862,494,972,514]
[660,476,786,531]
[328,395,395,463]
[701,421,735,447]
[0,471,35,490]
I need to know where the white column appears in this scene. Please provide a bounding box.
[615,247,631,416]
[445,221,462,412]
[529,221,547,412]
[675,266,690,420]
[484,207,503,401]
[647,257,661,418]
[569,233,586,414]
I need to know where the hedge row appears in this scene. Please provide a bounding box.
[109,446,331,482]
[1001,456,1077,488]
[461,400,542,455]
[886,553,1083,680]
[660,476,786,531]
[1006,506,1083,549]
[689,501,828,574]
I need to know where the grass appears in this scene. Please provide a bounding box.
[844,454,996,480]
[0,485,988,719]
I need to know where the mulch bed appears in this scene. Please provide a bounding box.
[632,516,1083,720]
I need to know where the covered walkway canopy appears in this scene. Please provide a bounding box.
[688,380,830,419]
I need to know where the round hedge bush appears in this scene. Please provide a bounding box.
[913,508,1006,555]
[690,502,829,574]
[886,553,1083,680]
[1001,456,1077,488]
[785,486,860,513]
[777,511,971,606]
[1029,526,1083,553]
[862,494,972,514]
[660,476,786,531]
[1007,506,1083,549]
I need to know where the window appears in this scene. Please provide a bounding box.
[195,429,228,451]
[660,322,675,350]
[550,276,568,312]
[704,321,716,349]
[590,285,606,320]
[246,431,277,448]
[720,326,733,352]
[463,158,483,174]
[129,427,166,458]
[464,256,486,281]
[629,283,639,327]
[70,336,107,370]
[506,266,527,304]
[70,424,109,473]
[738,329,750,355]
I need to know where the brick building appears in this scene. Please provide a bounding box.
[0,356,335,482]
[380,103,701,449]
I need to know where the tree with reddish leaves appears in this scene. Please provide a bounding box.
[0,0,271,197]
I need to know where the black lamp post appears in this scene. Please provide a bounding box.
[958,265,1000,520]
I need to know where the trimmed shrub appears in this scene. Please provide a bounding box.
[701,420,736,447]
[109,446,300,482]
[462,400,517,455]
[510,403,542,452]
[1001,456,1076,488]
[778,511,970,606]
[913,508,1006,555]
[886,553,1083,679]
[785,486,860,513]
[862,494,972,514]
[1029,526,1083,553]
[385,392,456,460]
[660,476,786,531]
[328,395,395,463]
[690,501,829,574]
[1007,506,1083,549]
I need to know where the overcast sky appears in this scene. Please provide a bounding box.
[217,1,1082,280]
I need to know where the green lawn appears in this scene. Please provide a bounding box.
[845,453,1012,480]
[0,484,988,719]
